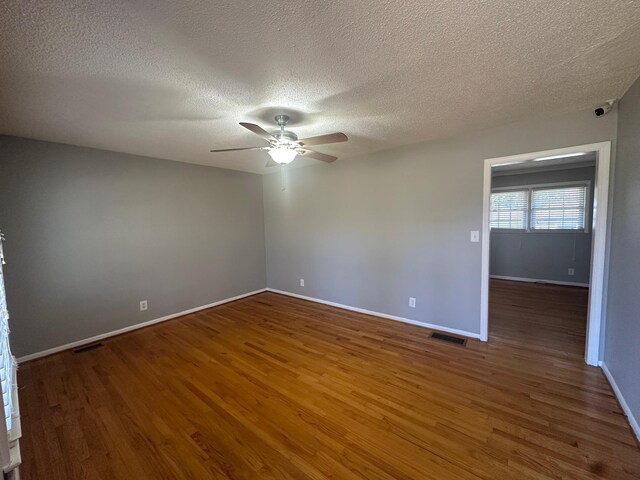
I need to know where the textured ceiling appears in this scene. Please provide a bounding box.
[1,1,640,174]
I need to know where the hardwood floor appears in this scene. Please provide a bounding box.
[18,287,640,479]
[490,279,590,358]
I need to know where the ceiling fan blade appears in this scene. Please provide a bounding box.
[209,146,266,153]
[300,149,337,163]
[239,122,277,142]
[265,158,279,168]
[297,132,347,147]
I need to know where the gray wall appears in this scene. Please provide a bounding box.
[490,166,595,285]
[0,136,266,357]
[263,108,616,336]
[604,77,640,426]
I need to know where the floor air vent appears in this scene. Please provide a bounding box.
[73,343,104,353]
[430,332,466,346]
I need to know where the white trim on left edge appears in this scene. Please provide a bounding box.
[267,288,481,339]
[17,289,267,363]
[600,362,640,443]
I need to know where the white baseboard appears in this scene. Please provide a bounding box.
[600,361,640,443]
[17,288,267,363]
[490,275,589,288]
[266,288,481,340]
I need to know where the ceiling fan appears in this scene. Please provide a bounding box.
[210,115,348,167]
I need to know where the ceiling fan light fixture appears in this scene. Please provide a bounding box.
[210,117,346,166]
[268,147,297,164]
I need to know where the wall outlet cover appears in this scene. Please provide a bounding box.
[300,279,305,287]
[409,297,416,308]
[470,230,480,242]
[140,300,148,311]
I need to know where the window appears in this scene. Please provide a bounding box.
[0,300,12,432]
[0,232,20,475]
[531,185,587,230]
[490,190,528,230]
[0,237,13,432]
[491,182,589,232]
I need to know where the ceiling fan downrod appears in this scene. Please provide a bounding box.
[274,114,290,130]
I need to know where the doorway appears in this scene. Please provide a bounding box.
[480,142,611,366]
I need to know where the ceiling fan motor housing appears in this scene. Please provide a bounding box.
[272,115,298,145]
[272,130,298,144]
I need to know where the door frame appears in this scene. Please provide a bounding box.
[480,141,612,366]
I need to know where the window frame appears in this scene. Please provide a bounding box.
[491,180,591,234]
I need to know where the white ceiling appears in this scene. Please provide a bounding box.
[493,153,596,175]
[1,1,640,174]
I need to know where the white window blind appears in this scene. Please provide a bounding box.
[0,232,20,475]
[531,185,587,230]
[0,241,13,432]
[490,190,528,230]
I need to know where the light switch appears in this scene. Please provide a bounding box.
[470,231,480,242]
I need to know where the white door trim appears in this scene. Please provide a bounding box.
[480,141,611,366]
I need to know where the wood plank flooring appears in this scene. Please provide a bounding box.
[490,279,590,358]
[18,283,640,479]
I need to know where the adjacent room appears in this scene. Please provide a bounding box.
[1,2,639,479]
[489,155,596,358]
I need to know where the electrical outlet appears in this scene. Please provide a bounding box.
[139,300,148,311]
[409,297,416,308]
[568,268,575,276]
[299,279,305,287]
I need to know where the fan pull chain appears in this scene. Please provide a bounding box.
[280,165,287,191]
